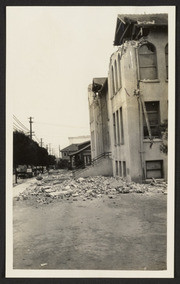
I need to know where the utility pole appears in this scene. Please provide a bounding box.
[28,117,34,139]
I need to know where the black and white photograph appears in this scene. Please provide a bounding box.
[6,5,175,278]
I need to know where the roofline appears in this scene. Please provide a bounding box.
[69,144,91,156]
[114,13,168,46]
[60,141,90,152]
[60,143,79,152]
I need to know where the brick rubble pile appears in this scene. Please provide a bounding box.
[15,171,167,204]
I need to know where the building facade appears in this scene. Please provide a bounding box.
[60,144,79,161]
[88,78,111,160]
[69,142,91,169]
[88,14,168,182]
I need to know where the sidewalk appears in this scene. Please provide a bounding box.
[13,178,37,198]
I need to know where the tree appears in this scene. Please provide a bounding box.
[57,158,69,169]
[13,131,38,167]
[13,131,54,169]
[47,155,56,166]
[37,147,49,166]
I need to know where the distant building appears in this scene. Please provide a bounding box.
[69,141,91,169]
[60,141,91,169]
[68,135,90,145]
[60,144,79,161]
[86,13,168,182]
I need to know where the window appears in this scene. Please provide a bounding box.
[111,66,115,96]
[120,107,124,144]
[114,60,118,93]
[115,161,118,175]
[143,101,160,138]
[113,113,117,146]
[64,152,67,157]
[165,44,168,79]
[123,161,126,177]
[138,43,157,80]
[119,161,122,177]
[116,110,120,145]
[146,160,163,179]
[118,54,122,89]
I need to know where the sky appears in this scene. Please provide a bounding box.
[6,6,170,157]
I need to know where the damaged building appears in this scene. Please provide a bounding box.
[87,14,168,182]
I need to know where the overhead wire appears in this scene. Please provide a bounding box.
[34,121,89,129]
[13,115,29,132]
[13,122,28,134]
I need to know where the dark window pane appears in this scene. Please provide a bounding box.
[143,102,160,138]
[119,161,122,177]
[146,160,163,178]
[146,161,161,170]
[151,126,160,137]
[123,161,126,177]
[116,161,118,175]
[145,102,159,111]
[138,43,157,80]
[143,126,160,138]
[139,44,156,54]
[148,113,159,125]
[143,113,159,126]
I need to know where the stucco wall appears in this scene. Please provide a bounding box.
[108,29,168,182]
[88,85,111,160]
[74,158,113,178]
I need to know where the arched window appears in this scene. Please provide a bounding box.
[114,60,118,93]
[111,66,115,96]
[118,54,122,89]
[138,43,157,80]
[165,44,168,79]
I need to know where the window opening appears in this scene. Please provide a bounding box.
[143,101,160,138]
[113,113,117,145]
[114,60,118,93]
[138,43,157,80]
[115,161,118,175]
[123,161,126,177]
[119,161,122,177]
[116,110,120,145]
[146,160,163,179]
[118,54,122,89]
[111,66,115,96]
[120,107,124,144]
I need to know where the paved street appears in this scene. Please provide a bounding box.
[13,170,167,270]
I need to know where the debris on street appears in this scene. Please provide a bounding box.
[15,170,167,205]
[40,263,48,267]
